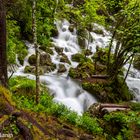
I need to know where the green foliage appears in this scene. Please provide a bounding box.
[103,111,140,139]
[71,53,92,63]
[69,61,94,79]
[7,19,27,64]
[9,76,36,99]
[78,113,103,134]
[10,76,103,135]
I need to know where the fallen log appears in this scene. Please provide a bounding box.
[87,103,130,117]
[100,103,129,109]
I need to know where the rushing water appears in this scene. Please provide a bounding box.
[13,19,140,114]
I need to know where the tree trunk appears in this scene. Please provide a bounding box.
[0,0,8,88]
[32,0,40,104]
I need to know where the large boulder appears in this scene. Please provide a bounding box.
[28,53,53,66]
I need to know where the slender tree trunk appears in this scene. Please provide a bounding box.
[0,0,8,88]
[122,53,134,85]
[32,0,40,104]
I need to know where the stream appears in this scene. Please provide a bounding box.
[12,19,140,114]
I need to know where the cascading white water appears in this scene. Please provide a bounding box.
[13,20,97,115]
[13,19,140,114]
[125,64,140,101]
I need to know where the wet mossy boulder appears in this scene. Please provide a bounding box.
[39,45,54,55]
[92,48,109,65]
[28,53,53,67]
[82,76,133,103]
[92,29,104,35]
[68,25,74,32]
[77,28,88,49]
[71,53,92,63]
[58,64,67,73]
[55,47,63,54]
[24,65,56,74]
[69,61,95,79]
[40,53,51,66]
[133,54,140,70]
[28,54,36,66]
[24,65,44,75]
[83,49,93,56]
[50,25,59,37]
[24,65,35,73]
[71,53,85,62]
[60,54,71,64]
[18,49,28,65]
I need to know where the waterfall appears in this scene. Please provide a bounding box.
[13,20,140,114]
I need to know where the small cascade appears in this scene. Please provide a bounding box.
[125,64,140,101]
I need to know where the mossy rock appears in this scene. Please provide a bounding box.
[42,64,56,73]
[28,54,36,66]
[83,49,93,56]
[69,61,94,79]
[24,65,44,75]
[60,54,71,64]
[71,53,85,62]
[68,25,74,32]
[77,28,88,49]
[50,26,59,37]
[55,47,63,54]
[133,54,140,70]
[82,76,133,103]
[18,49,28,65]
[92,29,104,35]
[28,53,52,67]
[39,45,53,55]
[58,64,67,73]
[92,48,109,65]
[40,53,51,66]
